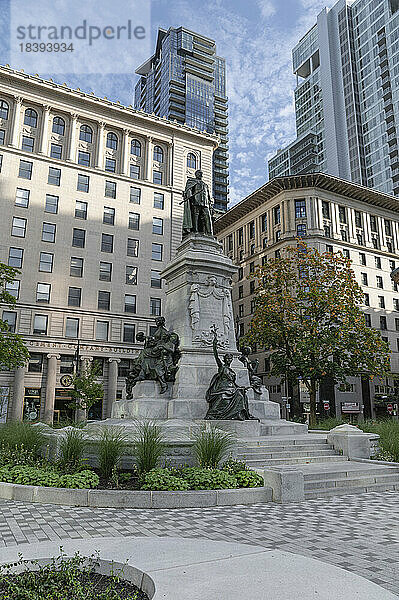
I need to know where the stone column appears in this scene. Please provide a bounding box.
[106,358,120,418]
[11,364,26,421]
[166,141,173,186]
[44,354,60,425]
[75,356,93,423]
[66,113,78,162]
[145,136,153,180]
[120,128,129,175]
[38,105,51,155]
[95,121,105,169]
[10,96,23,148]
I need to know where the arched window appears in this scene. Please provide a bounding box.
[0,100,9,120]
[52,116,65,136]
[106,132,118,150]
[131,139,141,156]
[187,153,197,169]
[153,145,164,163]
[79,124,93,143]
[24,108,38,127]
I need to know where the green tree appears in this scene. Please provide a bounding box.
[0,264,29,369]
[69,361,104,414]
[245,242,390,427]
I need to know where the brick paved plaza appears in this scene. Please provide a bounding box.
[0,491,398,596]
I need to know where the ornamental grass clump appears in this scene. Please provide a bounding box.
[98,427,127,480]
[359,419,399,462]
[192,426,235,469]
[57,428,87,473]
[132,420,166,475]
[0,421,45,458]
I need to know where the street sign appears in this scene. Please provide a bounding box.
[286,404,291,410]
[323,402,330,411]
[387,403,394,413]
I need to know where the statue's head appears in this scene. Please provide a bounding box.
[223,353,234,366]
[242,346,252,356]
[155,316,165,327]
[195,170,203,180]
[136,332,145,343]
[147,336,156,347]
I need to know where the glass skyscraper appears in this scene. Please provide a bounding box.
[269,0,399,199]
[134,27,229,211]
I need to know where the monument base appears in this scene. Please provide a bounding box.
[111,381,170,420]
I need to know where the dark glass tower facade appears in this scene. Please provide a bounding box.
[134,27,229,211]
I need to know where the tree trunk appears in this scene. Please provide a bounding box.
[309,380,317,428]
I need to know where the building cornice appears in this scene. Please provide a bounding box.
[0,64,219,147]
[215,173,399,233]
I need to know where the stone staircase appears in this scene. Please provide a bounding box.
[236,436,346,467]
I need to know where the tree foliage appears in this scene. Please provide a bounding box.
[245,242,391,426]
[0,264,29,369]
[69,362,104,411]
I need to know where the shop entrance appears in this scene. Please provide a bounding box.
[54,389,74,423]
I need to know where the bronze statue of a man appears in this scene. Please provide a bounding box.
[182,170,214,237]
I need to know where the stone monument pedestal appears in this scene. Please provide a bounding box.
[112,382,171,420]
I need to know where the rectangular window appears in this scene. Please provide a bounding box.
[152,243,163,261]
[359,253,366,266]
[355,211,362,228]
[394,299,399,312]
[153,217,163,235]
[274,206,281,224]
[380,316,387,330]
[153,170,162,185]
[48,167,61,186]
[357,233,364,246]
[65,317,79,338]
[238,285,243,299]
[295,199,306,219]
[127,238,139,257]
[365,314,371,327]
[338,206,347,223]
[130,164,140,179]
[99,262,112,282]
[124,294,136,313]
[28,353,43,373]
[376,276,383,289]
[105,158,116,172]
[68,287,81,307]
[98,290,110,310]
[250,280,255,294]
[238,304,244,317]
[22,136,34,152]
[96,321,109,341]
[261,213,267,232]
[378,296,385,309]
[2,311,16,332]
[77,174,90,192]
[361,273,368,286]
[60,354,74,374]
[238,228,243,245]
[105,180,116,198]
[370,216,378,233]
[118,359,131,377]
[12,217,27,237]
[6,280,20,299]
[385,219,392,237]
[341,229,347,242]
[8,247,23,268]
[75,200,87,219]
[36,282,50,303]
[70,257,83,277]
[19,160,32,179]
[128,212,140,230]
[33,314,47,335]
[248,221,255,239]
[78,151,90,167]
[154,192,164,209]
[103,206,115,225]
[126,266,138,285]
[249,261,255,274]
[364,293,370,306]
[72,228,85,248]
[151,270,162,289]
[150,297,161,316]
[130,187,141,204]
[101,233,113,253]
[238,267,243,281]
[39,252,53,272]
[375,256,382,269]
[0,130,4,145]
[123,324,136,343]
[390,260,396,271]
[15,188,30,207]
[50,143,62,160]
[324,225,331,238]
[322,201,330,219]
[297,224,306,238]
[45,194,58,214]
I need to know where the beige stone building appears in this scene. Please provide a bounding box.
[0,65,217,423]
[215,174,399,420]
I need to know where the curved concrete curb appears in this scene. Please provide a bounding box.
[0,537,396,599]
[0,482,272,508]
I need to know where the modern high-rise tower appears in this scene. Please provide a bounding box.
[134,27,229,211]
[268,0,399,199]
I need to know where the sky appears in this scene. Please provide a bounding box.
[0,0,331,206]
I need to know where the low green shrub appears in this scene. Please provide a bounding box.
[0,422,45,457]
[0,465,99,489]
[140,468,189,491]
[221,457,249,475]
[57,428,87,473]
[234,470,264,488]
[315,418,347,431]
[178,467,238,490]
[359,419,399,463]
[0,442,38,467]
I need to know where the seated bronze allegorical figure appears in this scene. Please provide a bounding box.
[126,317,181,398]
[205,326,259,421]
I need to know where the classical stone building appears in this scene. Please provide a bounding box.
[0,65,217,423]
[215,173,399,420]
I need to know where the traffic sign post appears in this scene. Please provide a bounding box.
[323,402,330,411]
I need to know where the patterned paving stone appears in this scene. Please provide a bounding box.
[0,491,398,595]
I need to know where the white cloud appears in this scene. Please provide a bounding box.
[257,0,276,19]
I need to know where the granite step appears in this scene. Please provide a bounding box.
[237,449,338,461]
[242,455,349,466]
[236,444,335,455]
[303,465,399,481]
[304,473,399,491]
[305,481,399,499]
